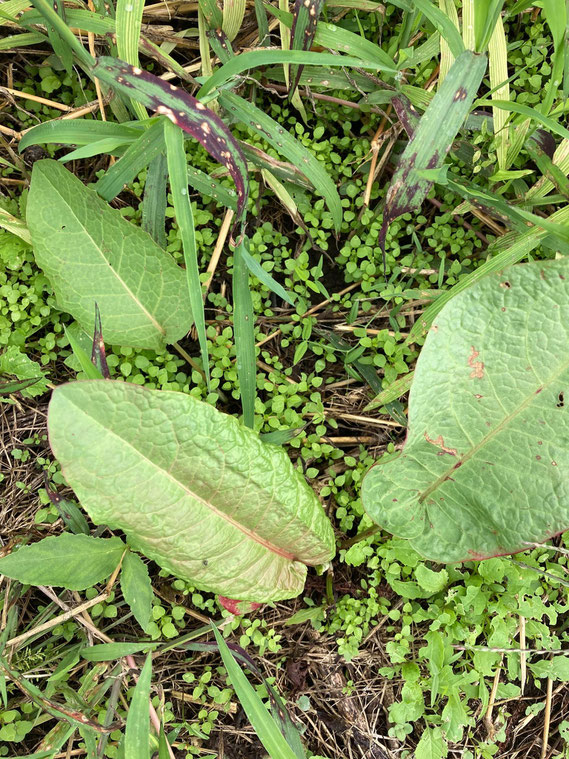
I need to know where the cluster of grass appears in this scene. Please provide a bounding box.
[1,1,569,758]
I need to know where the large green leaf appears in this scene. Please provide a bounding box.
[362,258,569,563]
[48,381,335,602]
[26,160,192,351]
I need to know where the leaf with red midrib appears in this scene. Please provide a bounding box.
[92,57,249,221]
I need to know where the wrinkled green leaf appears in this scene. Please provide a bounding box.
[362,258,569,562]
[48,380,335,601]
[0,534,125,590]
[415,726,448,759]
[27,160,193,351]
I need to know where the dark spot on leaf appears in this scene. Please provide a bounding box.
[557,392,564,408]
[536,455,542,460]
[500,280,511,289]
[202,559,208,566]
[536,387,543,394]
[552,461,558,466]
[453,87,468,102]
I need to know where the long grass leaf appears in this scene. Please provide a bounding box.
[488,13,509,169]
[211,625,298,758]
[197,49,392,99]
[116,0,147,120]
[239,241,294,305]
[28,0,94,69]
[232,238,256,427]
[461,0,475,49]
[187,166,238,211]
[540,0,567,112]
[142,152,168,248]
[412,0,464,58]
[289,0,325,95]
[0,207,31,244]
[95,119,165,201]
[406,204,569,342]
[483,99,569,142]
[364,371,415,411]
[124,655,152,759]
[526,138,569,200]
[93,57,249,220]
[473,0,506,51]
[0,32,46,50]
[438,0,459,86]
[219,91,342,230]
[163,119,209,386]
[64,325,103,379]
[223,0,246,40]
[379,49,486,250]
[19,119,143,151]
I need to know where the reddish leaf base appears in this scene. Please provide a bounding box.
[218,596,263,615]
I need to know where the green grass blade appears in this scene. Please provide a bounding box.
[124,655,152,759]
[462,0,475,49]
[93,57,249,220]
[438,0,459,86]
[482,99,569,142]
[95,119,165,201]
[0,31,46,50]
[539,0,567,112]
[187,165,238,211]
[412,0,464,58]
[142,151,168,248]
[488,13,509,169]
[379,49,487,250]
[0,207,31,244]
[289,0,325,95]
[60,137,134,163]
[239,240,295,306]
[116,0,147,120]
[255,0,270,45]
[525,136,569,199]
[211,625,298,758]
[19,119,143,151]
[223,0,246,41]
[364,371,415,411]
[232,238,256,427]
[197,49,392,99]
[64,325,104,379]
[29,0,94,69]
[526,138,569,200]
[219,91,342,231]
[164,119,209,386]
[406,203,569,343]
[473,0,506,51]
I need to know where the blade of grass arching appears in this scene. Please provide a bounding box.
[211,625,299,758]
[29,0,94,69]
[116,0,146,121]
[124,655,151,759]
[405,203,569,343]
[481,99,569,142]
[164,119,209,387]
[59,137,136,163]
[223,0,246,41]
[219,91,342,230]
[232,238,256,428]
[95,118,165,201]
[0,0,32,21]
[261,168,305,230]
[239,238,295,306]
[197,49,391,99]
[488,13,509,169]
[438,0,459,87]
[0,32,46,50]
[207,28,233,63]
[44,0,73,74]
[158,723,171,759]
[412,0,464,58]
[142,151,168,248]
[93,57,249,221]
[188,165,238,211]
[266,5,397,71]
[379,49,487,252]
[197,6,214,80]
[289,0,325,96]
[540,0,567,113]
[19,119,143,151]
[526,138,569,200]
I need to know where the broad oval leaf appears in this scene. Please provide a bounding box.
[48,381,336,602]
[27,160,193,351]
[0,534,125,590]
[362,258,569,563]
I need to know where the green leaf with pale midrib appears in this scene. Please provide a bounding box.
[0,534,125,589]
[362,258,569,563]
[48,380,335,602]
[27,160,193,351]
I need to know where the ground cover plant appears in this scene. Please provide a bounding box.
[2,1,569,757]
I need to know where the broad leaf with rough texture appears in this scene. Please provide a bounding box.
[48,381,335,602]
[27,160,192,351]
[362,258,569,563]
